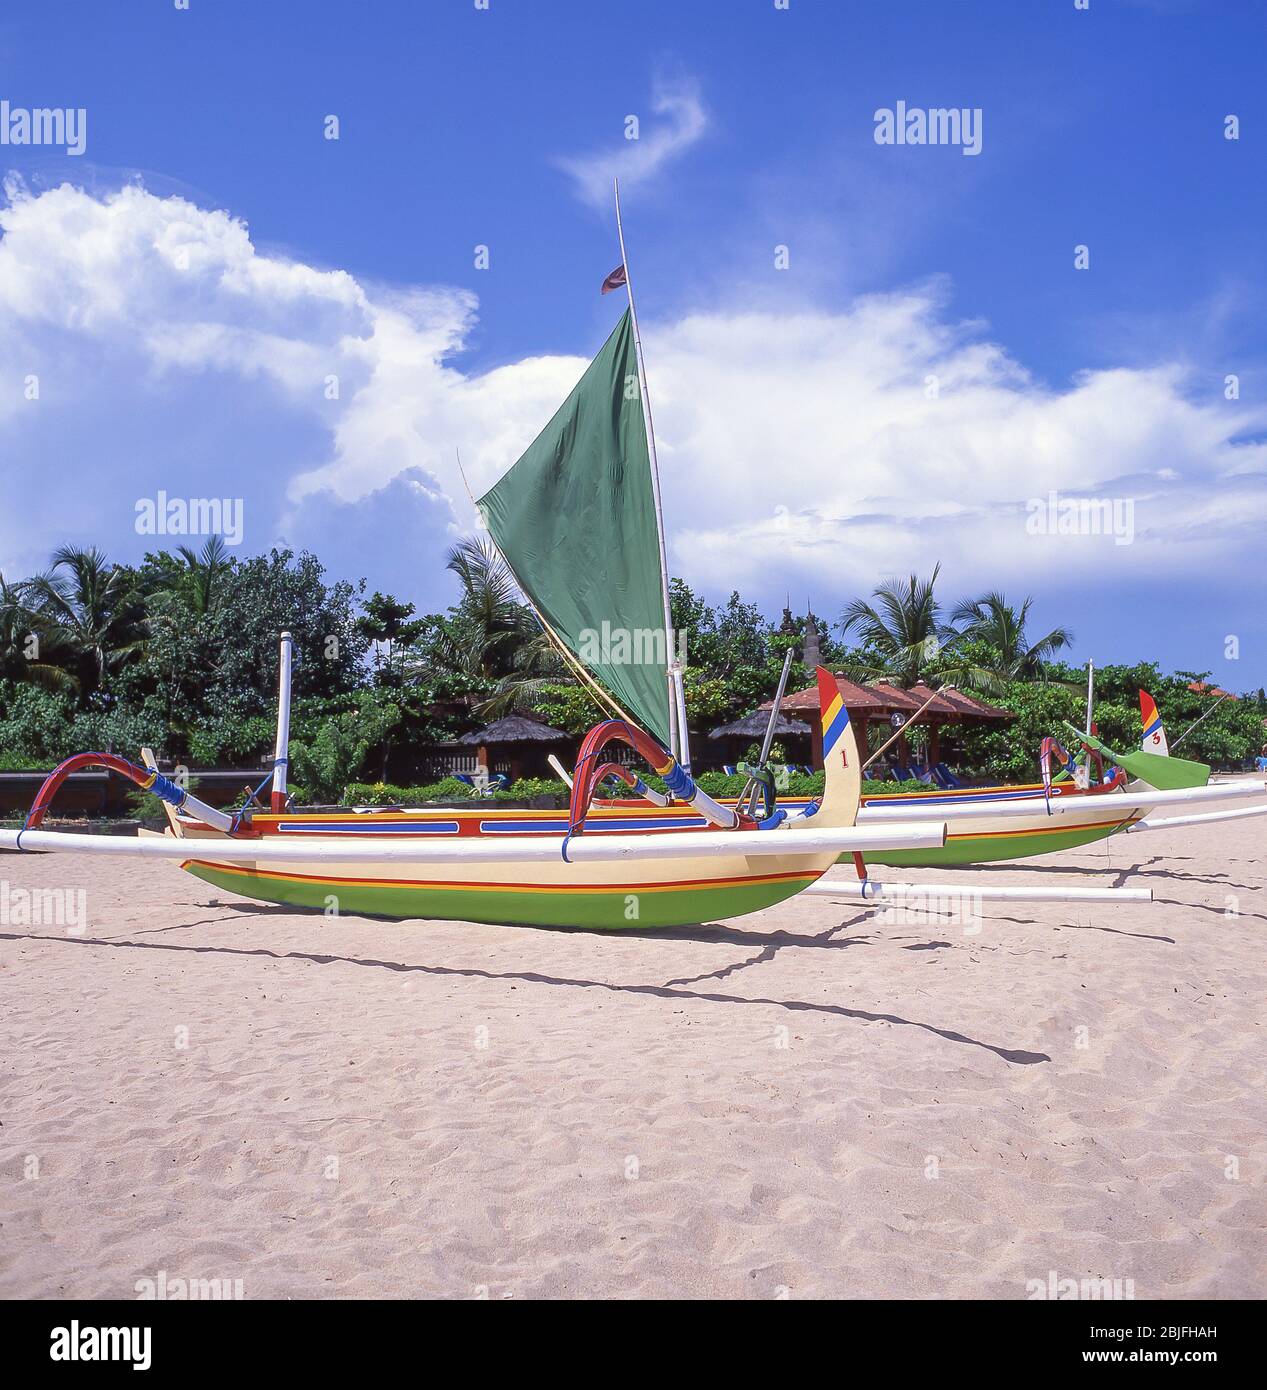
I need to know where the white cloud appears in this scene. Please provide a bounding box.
[556,76,708,209]
[1,179,1263,645]
[0,179,584,606]
[642,295,1267,613]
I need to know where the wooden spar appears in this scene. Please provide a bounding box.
[862,685,953,772]
[531,607,632,724]
[613,177,687,770]
[1124,799,1267,833]
[759,647,796,767]
[857,778,1266,821]
[140,747,184,838]
[1085,659,1095,737]
[1170,690,1231,752]
[741,647,795,818]
[546,753,575,789]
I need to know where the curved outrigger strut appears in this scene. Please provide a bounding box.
[20,752,250,840]
[564,718,745,856]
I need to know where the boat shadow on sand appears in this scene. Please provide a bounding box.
[3,913,1051,1067]
[981,855,1260,891]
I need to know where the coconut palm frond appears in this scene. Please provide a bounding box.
[839,565,948,687]
[952,589,1074,686]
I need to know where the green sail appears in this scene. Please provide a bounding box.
[477,309,672,747]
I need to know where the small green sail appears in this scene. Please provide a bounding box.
[478,309,673,748]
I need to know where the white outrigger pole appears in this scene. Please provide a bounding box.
[613,177,691,772]
[803,879,1152,906]
[271,631,294,812]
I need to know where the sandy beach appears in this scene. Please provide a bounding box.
[2,818,1263,1301]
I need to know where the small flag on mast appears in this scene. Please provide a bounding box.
[601,263,628,295]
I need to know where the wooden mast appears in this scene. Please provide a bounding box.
[613,177,689,769]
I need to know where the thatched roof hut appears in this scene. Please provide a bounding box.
[707,711,811,741]
[458,716,570,745]
[458,715,572,782]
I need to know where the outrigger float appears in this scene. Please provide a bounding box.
[4,184,1264,928]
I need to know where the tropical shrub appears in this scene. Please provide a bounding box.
[288,699,400,803]
[490,777,569,803]
[0,681,78,764]
[341,777,481,806]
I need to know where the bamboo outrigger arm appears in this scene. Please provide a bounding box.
[19,751,248,839]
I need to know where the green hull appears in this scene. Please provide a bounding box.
[859,819,1123,868]
[184,862,817,931]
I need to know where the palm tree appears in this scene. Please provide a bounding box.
[0,573,77,691]
[141,537,235,733]
[471,633,569,720]
[950,591,1073,689]
[438,538,574,717]
[443,538,538,677]
[25,546,146,696]
[165,536,233,621]
[839,565,955,687]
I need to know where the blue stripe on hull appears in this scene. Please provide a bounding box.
[480,816,706,834]
[277,821,461,834]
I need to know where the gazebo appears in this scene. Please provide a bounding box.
[760,674,1012,772]
[706,710,812,767]
[458,715,572,783]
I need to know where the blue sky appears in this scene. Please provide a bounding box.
[2,0,1265,686]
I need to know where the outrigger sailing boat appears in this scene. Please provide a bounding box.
[4,672,950,929]
[5,188,1264,923]
[1,186,954,930]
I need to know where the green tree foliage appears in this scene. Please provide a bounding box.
[949,591,1073,691]
[0,545,367,768]
[438,538,568,721]
[357,591,427,687]
[671,580,825,723]
[955,682,1087,781]
[2,539,1262,791]
[288,693,402,804]
[0,574,78,692]
[954,663,1263,780]
[205,549,367,710]
[529,680,607,735]
[443,538,537,678]
[0,682,79,764]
